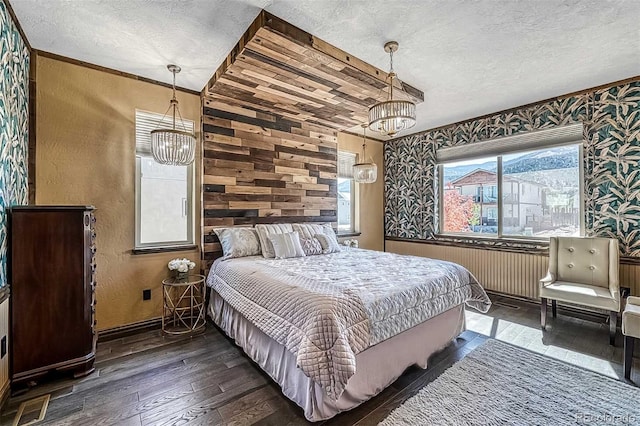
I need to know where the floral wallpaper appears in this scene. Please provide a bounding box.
[385,79,640,256]
[0,0,30,286]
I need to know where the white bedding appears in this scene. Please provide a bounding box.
[209,292,466,421]
[207,248,490,400]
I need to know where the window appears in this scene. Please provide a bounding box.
[135,110,194,249]
[337,151,357,233]
[438,125,583,239]
[442,156,498,234]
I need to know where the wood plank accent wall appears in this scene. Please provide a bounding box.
[201,10,420,267]
[202,99,338,267]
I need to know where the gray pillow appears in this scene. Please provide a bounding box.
[315,232,342,254]
[268,232,306,259]
[292,223,336,239]
[300,237,323,256]
[214,228,261,260]
[292,223,327,239]
[255,224,294,258]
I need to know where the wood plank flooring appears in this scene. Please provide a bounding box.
[2,295,638,425]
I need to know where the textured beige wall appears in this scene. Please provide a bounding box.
[337,132,384,251]
[35,56,202,331]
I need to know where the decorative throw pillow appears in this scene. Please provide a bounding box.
[315,232,342,254]
[292,223,327,240]
[255,224,294,258]
[268,232,306,259]
[213,228,261,260]
[300,237,323,256]
[320,224,339,240]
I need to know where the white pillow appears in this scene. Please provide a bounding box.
[255,224,294,258]
[213,228,261,260]
[315,232,342,254]
[268,232,306,259]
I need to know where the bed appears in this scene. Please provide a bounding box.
[206,243,491,422]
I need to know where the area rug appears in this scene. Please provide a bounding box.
[380,339,640,425]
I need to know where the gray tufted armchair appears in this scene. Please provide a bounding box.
[540,236,620,345]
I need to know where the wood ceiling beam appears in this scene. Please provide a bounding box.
[204,10,424,130]
[266,13,423,103]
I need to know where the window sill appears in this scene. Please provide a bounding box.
[337,232,362,238]
[386,235,548,255]
[386,236,640,264]
[132,245,198,255]
[435,233,549,245]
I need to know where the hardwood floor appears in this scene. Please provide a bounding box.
[2,295,637,425]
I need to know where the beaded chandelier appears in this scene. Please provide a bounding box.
[368,42,416,137]
[150,65,196,166]
[353,124,378,183]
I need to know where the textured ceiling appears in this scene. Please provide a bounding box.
[10,0,640,136]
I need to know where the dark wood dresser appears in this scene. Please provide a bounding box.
[8,206,96,388]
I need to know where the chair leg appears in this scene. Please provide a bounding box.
[541,297,547,330]
[624,335,635,380]
[551,300,557,318]
[610,311,617,346]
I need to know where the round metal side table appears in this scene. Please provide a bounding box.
[162,274,206,335]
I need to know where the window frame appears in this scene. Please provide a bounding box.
[134,109,195,251]
[345,177,357,234]
[337,150,358,235]
[134,156,195,250]
[437,143,585,240]
[337,176,357,234]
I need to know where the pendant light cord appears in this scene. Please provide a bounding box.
[155,67,189,133]
[172,69,177,130]
[361,125,367,160]
[388,49,394,101]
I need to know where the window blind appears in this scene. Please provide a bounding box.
[338,151,357,179]
[436,124,583,163]
[135,109,195,156]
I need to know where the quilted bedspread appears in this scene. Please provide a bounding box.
[207,248,491,401]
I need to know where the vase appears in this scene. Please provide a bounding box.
[175,271,189,282]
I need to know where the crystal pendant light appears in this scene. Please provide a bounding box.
[150,65,196,166]
[368,41,416,137]
[353,124,378,184]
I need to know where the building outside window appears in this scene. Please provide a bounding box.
[134,110,194,249]
[440,137,582,238]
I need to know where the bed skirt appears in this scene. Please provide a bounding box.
[208,291,465,422]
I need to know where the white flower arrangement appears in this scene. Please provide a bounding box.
[341,239,359,248]
[168,258,196,273]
